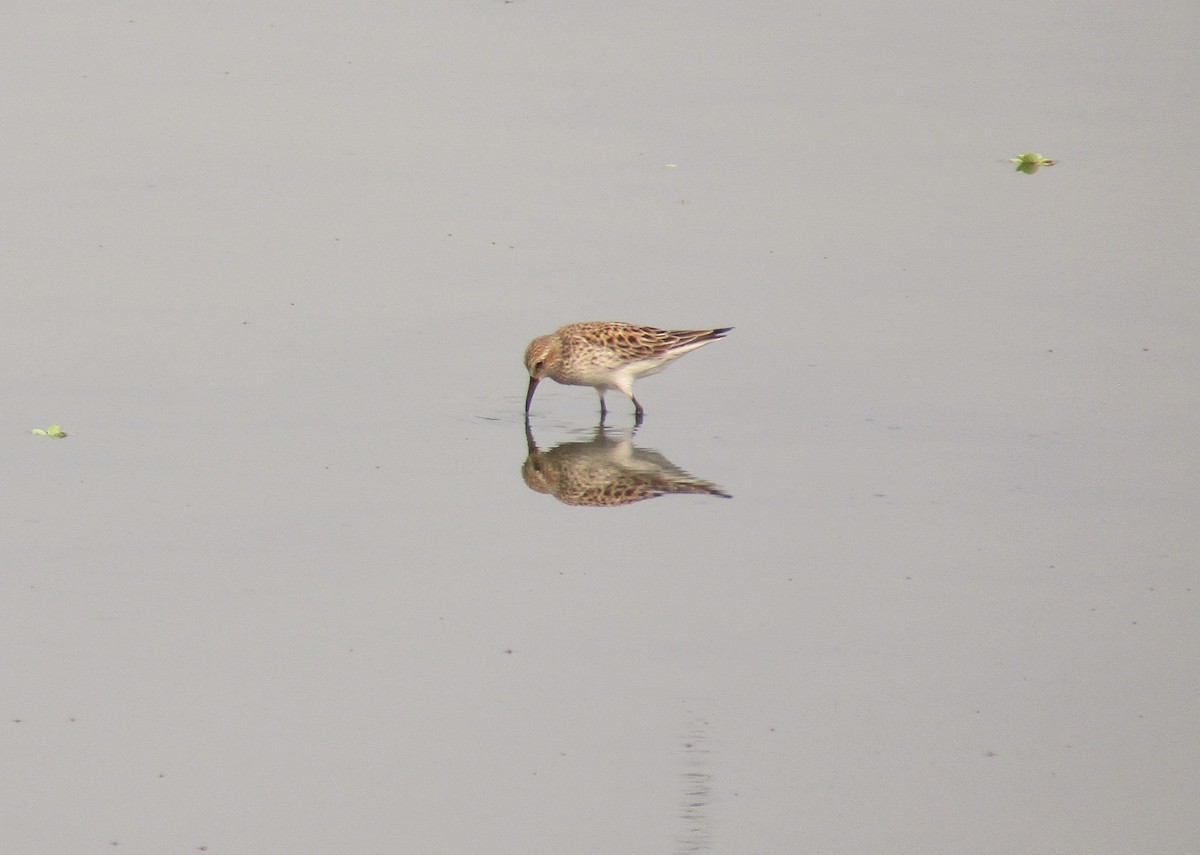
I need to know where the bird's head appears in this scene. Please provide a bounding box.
[523,334,559,413]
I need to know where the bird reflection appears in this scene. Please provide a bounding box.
[522,421,731,507]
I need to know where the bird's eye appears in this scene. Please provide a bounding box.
[533,361,544,372]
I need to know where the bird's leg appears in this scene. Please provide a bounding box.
[632,396,644,426]
[598,391,608,423]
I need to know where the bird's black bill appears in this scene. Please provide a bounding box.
[525,376,540,412]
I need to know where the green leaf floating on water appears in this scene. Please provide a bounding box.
[1010,152,1056,174]
[32,424,68,438]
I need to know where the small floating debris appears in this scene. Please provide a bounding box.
[1009,152,1056,174]
[31,424,68,438]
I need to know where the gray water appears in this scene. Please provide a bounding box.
[3,2,1197,853]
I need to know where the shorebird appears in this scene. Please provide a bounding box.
[523,321,732,423]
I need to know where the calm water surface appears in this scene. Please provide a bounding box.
[3,2,1197,853]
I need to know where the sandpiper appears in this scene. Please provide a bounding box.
[523,321,732,422]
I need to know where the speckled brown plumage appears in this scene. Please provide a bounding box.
[522,424,731,507]
[523,321,732,423]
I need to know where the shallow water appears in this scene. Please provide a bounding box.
[3,2,1197,853]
